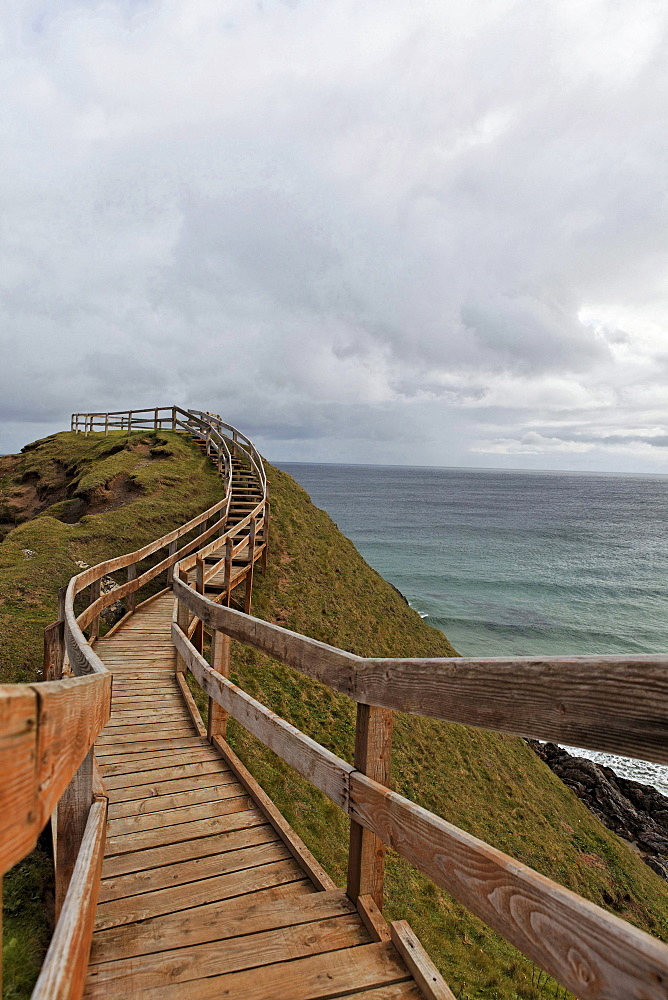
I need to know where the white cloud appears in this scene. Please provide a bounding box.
[1,0,667,471]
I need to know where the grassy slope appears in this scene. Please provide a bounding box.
[209,464,668,1000]
[0,430,224,998]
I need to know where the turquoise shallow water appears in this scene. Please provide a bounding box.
[278,462,668,793]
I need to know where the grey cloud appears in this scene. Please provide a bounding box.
[0,1,667,470]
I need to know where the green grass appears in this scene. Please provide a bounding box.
[1,434,667,999]
[0,429,225,997]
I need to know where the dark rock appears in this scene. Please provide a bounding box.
[528,740,668,882]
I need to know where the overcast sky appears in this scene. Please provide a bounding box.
[2,0,667,471]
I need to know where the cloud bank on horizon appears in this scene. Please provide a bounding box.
[1,0,667,471]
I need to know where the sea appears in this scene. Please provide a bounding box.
[278,462,668,795]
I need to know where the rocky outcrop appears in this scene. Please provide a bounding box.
[529,741,668,880]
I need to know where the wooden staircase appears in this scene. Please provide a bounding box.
[79,417,444,998]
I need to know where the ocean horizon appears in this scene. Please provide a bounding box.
[278,460,668,794]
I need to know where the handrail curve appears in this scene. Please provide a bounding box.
[0,405,269,998]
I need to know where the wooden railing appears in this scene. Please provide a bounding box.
[173,575,668,1000]
[0,407,268,999]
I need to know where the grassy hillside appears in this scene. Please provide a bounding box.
[0,429,224,998]
[1,432,667,1000]
[209,463,668,1000]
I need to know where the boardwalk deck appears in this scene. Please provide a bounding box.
[85,593,427,999]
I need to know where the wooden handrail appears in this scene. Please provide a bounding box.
[0,406,268,999]
[172,574,668,1000]
[173,579,668,765]
[0,676,111,876]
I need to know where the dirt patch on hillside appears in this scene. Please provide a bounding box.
[77,472,144,515]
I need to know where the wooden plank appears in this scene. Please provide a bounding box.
[101,817,277,878]
[99,721,192,737]
[43,619,65,682]
[89,881,319,965]
[131,940,410,1000]
[356,657,668,766]
[357,895,391,942]
[37,674,112,819]
[176,671,207,737]
[32,799,107,1000]
[94,858,307,930]
[98,840,289,903]
[348,703,393,910]
[327,987,423,999]
[100,746,216,776]
[108,780,244,818]
[214,736,337,892]
[174,626,353,809]
[390,921,456,1000]
[104,805,266,856]
[106,795,252,837]
[95,737,203,757]
[107,769,237,804]
[84,913,368,998]
[101,753,224,781]
[350,772,668,1000]
[107,711,186,724]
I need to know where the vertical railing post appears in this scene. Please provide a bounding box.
[52,580,94,918]
[53,751,93,920]
[43,586,67,681]
[208,629,230,741]
[88,579,101,641]
[244,518,257,615]
[154,407,159,430]
[193,557,205,653]
[224,536,233,607]
[167,539,177,584]
[104,413,109,436]
[261,502,270,575]
[347,704,394,911]
[172,406,177,431]
[128,411,133,433]
[176,568,189,674]
[126,563,136,614]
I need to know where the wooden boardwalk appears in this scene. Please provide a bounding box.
[86,593,427,999]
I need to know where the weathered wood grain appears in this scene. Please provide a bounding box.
[173,624,353,809]
[177,574,668,764]
[88,885,334,966]
[32,798,107,1000]
[356,656,668,765]
[213,736,337,892]
[131,940,410,1000]
[348,703,393,910]
[94,857,307,930]
[389,921,456,1000]
[100,817,275,879]
[0,686,39,875]
[173,577,358,695]
[98,840,289,904]
[350,772,668,1000]
[84,913,367,998]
